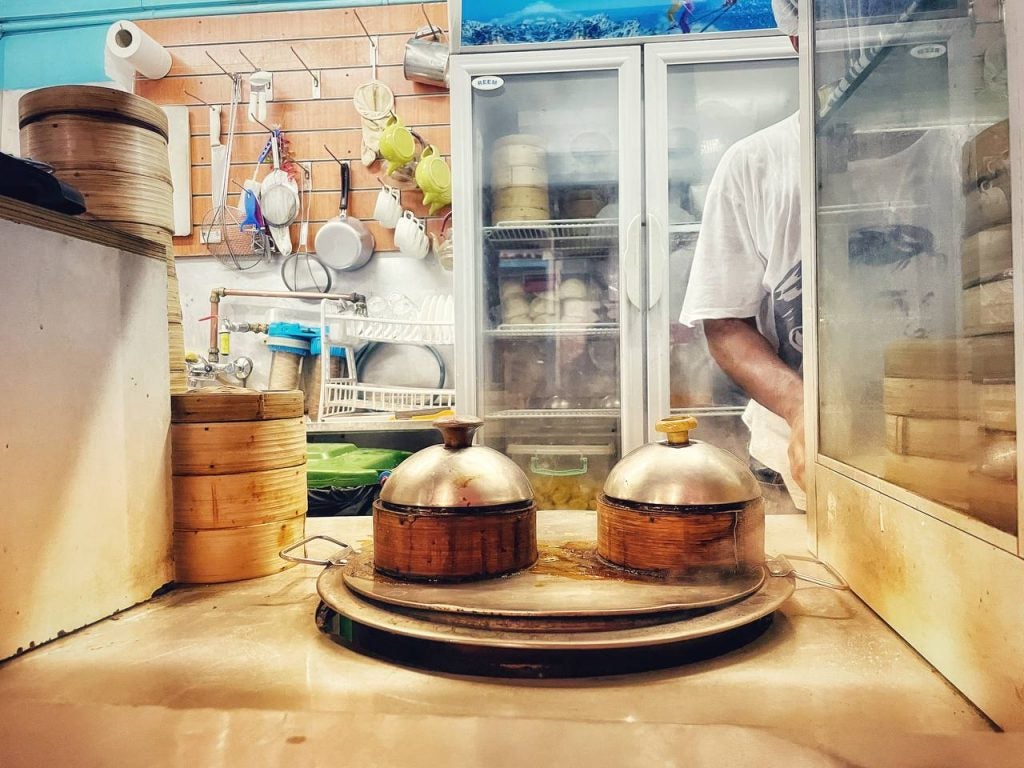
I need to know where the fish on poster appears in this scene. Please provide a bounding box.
[459,0,778,46]
[459,0,966,46]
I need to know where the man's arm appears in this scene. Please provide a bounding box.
[703,317,805,489]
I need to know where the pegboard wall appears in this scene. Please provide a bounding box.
[135,1,450,257]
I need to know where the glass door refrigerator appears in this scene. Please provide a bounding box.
[450,48,643,511]
[643,37,799,461]
[450,40,799,510]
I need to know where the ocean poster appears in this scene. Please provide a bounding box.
[459,1,779,47]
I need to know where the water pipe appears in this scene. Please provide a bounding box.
[207,287,365,362]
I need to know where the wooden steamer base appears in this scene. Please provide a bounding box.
[313,511,793,677]
[372,500,538,582]
[596,494,765,577]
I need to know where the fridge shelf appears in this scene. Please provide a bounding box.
[319,379,456,419]
[486,323,619,338]
[488,408,620,420]
[483,219,618,254]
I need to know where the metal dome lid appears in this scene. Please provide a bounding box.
[602,416,761,507]
[379,415,534,508]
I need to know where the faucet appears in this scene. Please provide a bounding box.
[186,352,254,388]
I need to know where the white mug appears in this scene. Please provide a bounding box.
[373,184,402,228]
[396,210,429,259]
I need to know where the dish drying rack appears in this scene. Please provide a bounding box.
[316,297,455,421]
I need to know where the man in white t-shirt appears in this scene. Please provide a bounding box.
[679,0,806,508]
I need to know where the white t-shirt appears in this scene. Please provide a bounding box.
[679,112,801,488]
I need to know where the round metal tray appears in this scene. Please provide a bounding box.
[332,547,766,618]
[328,510,765,618]
[318,571,794,650]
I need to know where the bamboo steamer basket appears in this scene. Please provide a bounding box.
[596,416,764,578]
[964,278,1014,337]
[493,186,550,210]
[373,415,537,582]
[883,338,968,380]
[171,416,306,475]
[492,206,550,224]
[62,169,174,231]
[885,414,979,462]
[979,384,1016,432]
[962,119,1009,190]
[19,85,173,238]
[173,464,307,529]
[964,176,1011,236]
[968,333,1015,384]
[170,387,308,584]
[20,114,172,183]
[962,224,1012,288]
[19,85,169,136]
[171,387,304,423]
[883,377,977,420]
[173,516,306,584]
[492,164,548,188]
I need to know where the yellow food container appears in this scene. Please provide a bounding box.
[507,443,615,511]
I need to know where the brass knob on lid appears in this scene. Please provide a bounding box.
[656,415,698,446]
[435,415,484,449]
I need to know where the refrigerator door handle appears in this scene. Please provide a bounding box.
[623,213,643,310]
[647,212,667,311]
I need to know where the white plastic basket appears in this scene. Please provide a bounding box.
[319,378,456,418]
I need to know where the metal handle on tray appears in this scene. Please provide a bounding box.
[279,535,353,566]
[766,553,849,590]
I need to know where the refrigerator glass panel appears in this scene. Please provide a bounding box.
[471,69,624,501]
[665,58,798,417]
[814,12,1015,534]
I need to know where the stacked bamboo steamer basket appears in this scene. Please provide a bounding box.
[962,119,1015,531]
[878,116,1017,534]
[881,337,1017,532]
[170,387,308,584]
[19,85,185,392]
[490,134,551,224]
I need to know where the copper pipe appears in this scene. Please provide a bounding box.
[207,287,366,362]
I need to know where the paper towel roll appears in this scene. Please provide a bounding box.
[104,21,171,82]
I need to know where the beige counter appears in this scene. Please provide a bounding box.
[1,513,1020,767]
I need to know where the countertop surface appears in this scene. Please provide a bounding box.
[1,512,1020,767]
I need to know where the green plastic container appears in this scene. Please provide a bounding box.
[306,443,357,462]
[305,445,411,489]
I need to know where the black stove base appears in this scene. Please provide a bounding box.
[315,601,774,679]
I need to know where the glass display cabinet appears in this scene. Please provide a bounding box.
[803,0,1024,728]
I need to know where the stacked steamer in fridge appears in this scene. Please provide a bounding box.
[170,388,307,583]
[19,86,186,393]
[882,119,1016,533]
[962,119,1016,532]
[490,134,551,224]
